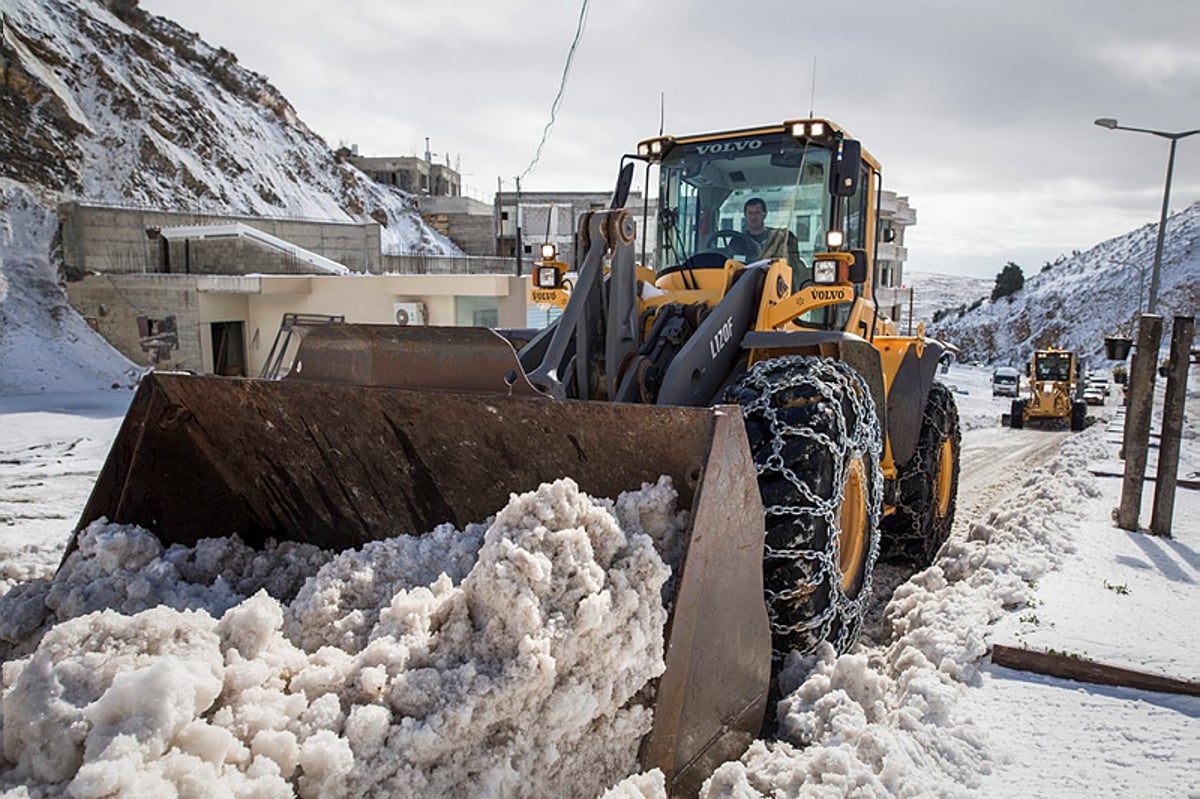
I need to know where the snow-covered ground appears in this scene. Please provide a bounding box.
[2,342,1197,797]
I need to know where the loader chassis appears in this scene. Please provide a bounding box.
[69,118,961,798]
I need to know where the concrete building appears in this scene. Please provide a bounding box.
[60,201,530,377]
[59,202,382,276]
[347,154,460,197]
[67,272,529,377]
[873,190,917,331]
[494,191,653,270]
[414,195,496,256]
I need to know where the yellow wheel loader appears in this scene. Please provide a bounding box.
[66,119,959,796]
[1008,348,1086,431]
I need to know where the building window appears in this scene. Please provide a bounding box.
[455,296,500,328]
[136,315,178,364]
[501,211,509,221]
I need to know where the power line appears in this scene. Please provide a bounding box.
[518,0,590,181]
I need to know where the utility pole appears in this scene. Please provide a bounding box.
[515,175,523,277]
[1117,314,1163,531]
[1093,119,1199,315]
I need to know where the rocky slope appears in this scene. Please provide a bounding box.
[0,0,458,390]
[0,0,455,245]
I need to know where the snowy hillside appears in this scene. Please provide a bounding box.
[930,202,1199,364]
[0,0,459,392]
[0,0,455,251]
[904,269,992,334]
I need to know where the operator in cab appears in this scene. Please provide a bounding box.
[742,197,805,279]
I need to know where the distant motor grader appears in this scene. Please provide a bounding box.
[1007,348,1087,431]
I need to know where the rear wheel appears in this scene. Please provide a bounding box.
[1070,400,1086,431]
[1010,399,1025,429]
[881,382,961,566]
[724,356,883,659]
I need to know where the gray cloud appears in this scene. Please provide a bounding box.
[139,0,1199,276]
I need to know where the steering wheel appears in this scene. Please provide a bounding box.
[703,229,760,260]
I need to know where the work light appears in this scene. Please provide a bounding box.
[813,259,838,284]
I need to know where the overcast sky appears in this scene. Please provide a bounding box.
[138,0,1200,278]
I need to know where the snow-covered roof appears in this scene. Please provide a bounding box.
[158,223,350,275]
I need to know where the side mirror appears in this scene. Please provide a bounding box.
[848,248,868,284]
[610,161,635,210]
[829,138,861,197]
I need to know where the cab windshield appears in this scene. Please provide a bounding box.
[1034,354,1072,381]
[654,132,864,279]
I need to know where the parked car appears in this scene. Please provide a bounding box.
[1086,371,1112,396]
[992,366,1021,397]
[1083,385,1106,406]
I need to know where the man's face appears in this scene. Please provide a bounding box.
[744,204,766,233]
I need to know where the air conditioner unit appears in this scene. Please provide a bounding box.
[393,301,427,326]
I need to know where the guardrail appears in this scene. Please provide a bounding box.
[380,254,520,276]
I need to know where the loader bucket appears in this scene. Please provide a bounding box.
[68,366,770,796]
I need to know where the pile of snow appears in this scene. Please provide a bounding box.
[932,202,1199,365]
[0,478,682,797]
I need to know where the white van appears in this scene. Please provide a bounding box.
[992,366,1020,397]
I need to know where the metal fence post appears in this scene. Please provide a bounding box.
[1150,316,1195,536]
[1117,314,1162,531]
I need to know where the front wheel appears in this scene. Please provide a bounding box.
[724,356,883,660]
[880,382,961,566]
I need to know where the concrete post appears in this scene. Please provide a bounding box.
[1117,314,1162,531]
[1150,316,1195,537]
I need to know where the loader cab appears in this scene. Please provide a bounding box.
[637,120,878,330]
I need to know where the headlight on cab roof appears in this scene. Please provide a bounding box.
[785,119,830,140]
[539,242,557,260]
[813,259,838,284]
[636,136,673,160]
[535,266,559,289]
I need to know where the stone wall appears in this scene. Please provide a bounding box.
[420,212,497,256]
[66,274,206,372]
[58,202,382,276]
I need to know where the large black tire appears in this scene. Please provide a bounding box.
[723,356,883,660]
[880,382,961,567]
[1010,399,1025,429]
[1070,400,1087,431]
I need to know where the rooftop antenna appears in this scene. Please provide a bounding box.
[809,57,817,118]
[659,92,665,136]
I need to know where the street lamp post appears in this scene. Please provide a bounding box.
[1094,118,1200,315]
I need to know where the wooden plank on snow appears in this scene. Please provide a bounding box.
[990,644,1200,696]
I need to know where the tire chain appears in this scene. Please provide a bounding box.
[734,356,884,654]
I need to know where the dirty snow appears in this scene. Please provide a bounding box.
[0,477,681,797]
